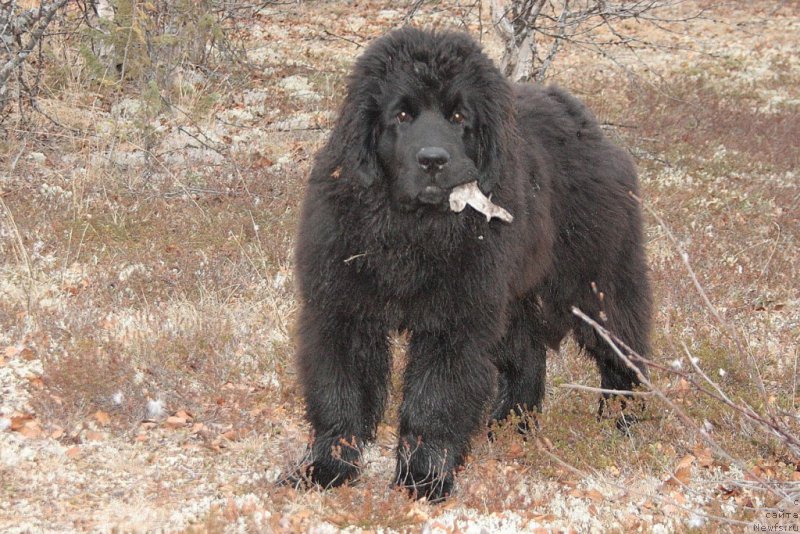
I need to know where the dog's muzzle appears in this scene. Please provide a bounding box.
[417,185,447,205]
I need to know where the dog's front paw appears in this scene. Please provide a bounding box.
[306,457,360,488]
[394,439,457,502]
[279,436,363,490]
[395,461,453,503]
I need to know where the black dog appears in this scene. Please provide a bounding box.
[292,28,652,501]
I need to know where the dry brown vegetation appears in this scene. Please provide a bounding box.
[1,1,798,532]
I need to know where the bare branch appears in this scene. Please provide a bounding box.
[633,192,767,398]
[489,0,708,82]
[558,383,654,397]
[0,0,71,95]
[571,306,795,502]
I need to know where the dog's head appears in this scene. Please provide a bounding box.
[330,28,514,213]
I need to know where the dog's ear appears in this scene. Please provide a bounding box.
[472,72,514,194]
[476,105,512,194]
[352,118,381,188]
[333,89,382,188]
[477,124,502,193]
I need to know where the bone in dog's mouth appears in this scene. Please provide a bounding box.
[448,181,513,223]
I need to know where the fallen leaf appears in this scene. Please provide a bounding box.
[222,428,249,441]
[10,414,34,431]
[405,503,429,521]
[747,462,777,480]
[165,416,187,429]
[85,431,104,441]
[65,446,81,459]
[28,376,44,389]
[507,441,524,459]
[677,453,696,470]
[674,378,690,395]
[694,445,714,468]
[190,422,207,434]
[18,421,43,439]
[586,489,604,503]
[665,454,695,487]
[94,410,111,426]
[50,426,65,439]
[662,503,679,515]
[671,491,687,504]
[175,409,193,421]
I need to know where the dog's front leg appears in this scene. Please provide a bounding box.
[395,330,495,502]
[294,308,390,489]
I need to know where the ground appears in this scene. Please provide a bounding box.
[0,1,798,532]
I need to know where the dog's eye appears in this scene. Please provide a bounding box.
[396,111,412,123]
[451,111,466,125]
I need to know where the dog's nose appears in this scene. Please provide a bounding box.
[417,146,450,171]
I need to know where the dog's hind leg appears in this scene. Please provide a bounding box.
[489,295,548,432]
[573,267,652,427]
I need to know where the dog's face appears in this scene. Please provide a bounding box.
[332,29,513,214]
[375,87,481,212]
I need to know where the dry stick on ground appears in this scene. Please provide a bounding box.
[571,306,791,503]
[679,342,800,456]
[564,348,799,455]
[619,338,796,444]
[617,340,800,456]
[632,192,768,399]
[558,384,654,397]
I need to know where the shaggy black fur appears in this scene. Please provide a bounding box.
[292,28,652,501]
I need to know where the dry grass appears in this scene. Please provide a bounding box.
[1,0,798,531]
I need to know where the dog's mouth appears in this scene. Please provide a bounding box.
[396,197,450,216]
[417,185,448,205]
[392,169,482,215]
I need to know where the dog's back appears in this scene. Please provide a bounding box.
[513,83,651,363]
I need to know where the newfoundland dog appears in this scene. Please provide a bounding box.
[292,27,652,501]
